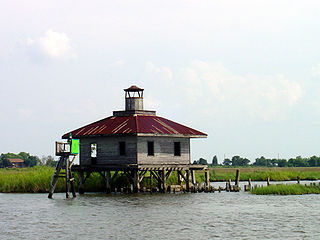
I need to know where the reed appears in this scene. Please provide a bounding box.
[209,167,320,181]
[250,183,320,195]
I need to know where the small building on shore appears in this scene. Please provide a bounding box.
[8,158,25,168]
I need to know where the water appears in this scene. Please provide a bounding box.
[1,183,320,240]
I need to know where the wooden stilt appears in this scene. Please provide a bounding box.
[78,171,85,194]
[191,170,196,185]
[235,169,240,187]
[205,169,210,188]
[48,156,65,198]
[106,170,111,193]
[186,170,190,192]
[162,169,167,193]
[178,171,182,186]
[69,168,76,198]
[65,158,70,198]
[133,170,140,193]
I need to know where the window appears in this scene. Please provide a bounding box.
[148,141,154,156]
[119,141,126,156]
[174,142,181,156]
[91,143,97,164]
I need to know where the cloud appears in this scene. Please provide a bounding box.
[27,29,76,60]
[146,60,304,121]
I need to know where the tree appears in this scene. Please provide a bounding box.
[0,154,11,168]
[223,158,231,166]
[277,159,287,167]
[231,156,250,166]
[18,152,30,161]
[40,155,57,167]
[198,158,208,165]
[253,156,267,166]
[25,155,40,167]
[212,155,218,165]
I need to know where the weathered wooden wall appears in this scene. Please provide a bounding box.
[137,137,190,165]
[79,136,137,165]
[79,136,190,166]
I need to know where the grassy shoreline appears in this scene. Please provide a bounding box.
[250,183,320,195]
[1,166,320,193]
[209,167,320,181]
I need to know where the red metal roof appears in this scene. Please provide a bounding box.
[8,158,24,163]
[62,115,207,139]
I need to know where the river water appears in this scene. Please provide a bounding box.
[1,182,320,240]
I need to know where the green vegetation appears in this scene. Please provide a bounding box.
[0,152,57,168]
[197,155,320,167]
[0,167,206,193]
[1,166,320,193]
[209,167,320,181]
[250,183,320,195]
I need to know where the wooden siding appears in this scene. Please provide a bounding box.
[79,136,137,165]
[137,137,190,165]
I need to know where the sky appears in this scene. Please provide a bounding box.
[1,0,320,163]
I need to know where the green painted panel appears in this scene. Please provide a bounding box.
[71,139,79,154]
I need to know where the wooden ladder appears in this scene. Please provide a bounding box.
[48,155,76,199]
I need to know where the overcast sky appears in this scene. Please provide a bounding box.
[1,0,320,163]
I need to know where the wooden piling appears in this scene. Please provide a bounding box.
[106,170,111,193]
[133,170,140,193]
[186,170,190,192]
[235,169,240,187]
[191,170,196,185]
[267,177,270,186]
[78,171,85,194]
[205,169,210,188]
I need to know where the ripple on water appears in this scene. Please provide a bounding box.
[0,192,320,239]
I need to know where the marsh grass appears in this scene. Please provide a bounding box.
[210,167,320,181]
[1,166,320,193]
[250,183,320,195]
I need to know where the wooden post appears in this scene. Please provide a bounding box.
[228,179,232,192]
[205,169,210,188]
[248,178,252,188]
[235,169,240,187]
[186,170,190,192]
[78,171,85,194]
[65,158,70,198]
[162,169,167,193]
[150,170,152,190]
[133,170,140,193]
[297,176,300,184]
[177,171,182,186]
[191,170,196,185]
[106,170,111,193]
[69,169,76,198]
[267,177,270,186]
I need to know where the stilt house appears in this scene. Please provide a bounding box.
[62,86,208,193]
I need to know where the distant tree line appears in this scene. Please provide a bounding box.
[193,155,320,167]
[0,152,57,168]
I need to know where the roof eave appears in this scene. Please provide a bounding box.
[136,133,207,138]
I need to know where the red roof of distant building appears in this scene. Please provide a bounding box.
[8,158,24,163]
[62,115,207,139]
